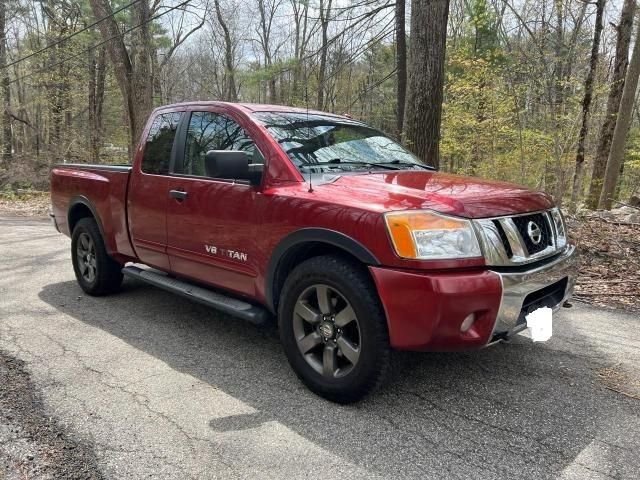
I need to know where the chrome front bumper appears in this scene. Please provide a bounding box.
[490,245,579,339]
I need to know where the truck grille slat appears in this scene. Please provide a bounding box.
[474,209,564,266]
[492,220,513,258]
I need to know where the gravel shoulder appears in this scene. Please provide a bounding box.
[0,351,103,479]
[1,216,639,479]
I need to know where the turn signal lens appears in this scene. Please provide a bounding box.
[384,210,482,260]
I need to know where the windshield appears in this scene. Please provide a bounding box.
[253,112,431,173]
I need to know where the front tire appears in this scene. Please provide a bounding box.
[71,218,123,296]
[278,255,390,403]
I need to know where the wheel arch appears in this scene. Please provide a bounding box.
[68,196,105,239]
[265,228,380,313]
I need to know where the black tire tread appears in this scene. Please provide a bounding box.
[71,218,123,296]
[278,254,390,403]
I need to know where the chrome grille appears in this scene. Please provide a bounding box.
[512,212,553,255]
[473,209,565,266]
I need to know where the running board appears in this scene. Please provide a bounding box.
[122,266,269,325]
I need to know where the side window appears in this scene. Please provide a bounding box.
[141,112,182,175]
[180,111,264,177]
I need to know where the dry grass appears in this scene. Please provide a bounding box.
[569,215,640,313]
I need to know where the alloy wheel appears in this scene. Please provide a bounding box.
[76,232,97,283]
[293,283,361,378]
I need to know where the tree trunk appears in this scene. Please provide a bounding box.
[88,0,154,155]
[291,0,308,103]
[129,0,153,151]
[0,0,11,163]
[599,20,640,209]
[552,0,565,203]
[214,0,237,101]
[404,0,450,168]
[257,0,277,103]
[395,0,407,138]
[88,46,106,163]
[88,48,97,162]
[316,0,332,110]
[570,0,605,211]
[587,0,636,209]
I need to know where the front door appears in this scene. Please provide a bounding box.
[166,110,266,297]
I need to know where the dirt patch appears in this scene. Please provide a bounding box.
[0,351,103,480]
[597,364,640,401]
[0,192,50,217]
[569,215,640,313]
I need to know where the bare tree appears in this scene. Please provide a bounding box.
[154,4,206,103]
[404,0,450,168]
[88,46,106,163]
[316,0,333,110]
[256,0,282,103]
[570,0,605,211]
[599,17,640,209]
[0,0,10,162]
[214,0,237,101]
[587,0,636,209]
[291,0,311,103]
[88,0,154,153]
[395,0,407,138]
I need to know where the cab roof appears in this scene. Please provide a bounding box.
[160,101,352,120]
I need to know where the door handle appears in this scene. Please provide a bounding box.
[169,189,188,200]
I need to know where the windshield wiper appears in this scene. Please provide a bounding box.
[378,159,435,170]
[299,164,343,173]
[324,159,401,170]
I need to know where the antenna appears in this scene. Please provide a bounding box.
[305,78,313,192]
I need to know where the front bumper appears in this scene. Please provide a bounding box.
[369,245,578,351]
[490,244,578,340]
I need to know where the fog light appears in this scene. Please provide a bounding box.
[460,313,476,332]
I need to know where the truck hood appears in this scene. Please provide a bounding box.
[314,171,554,218]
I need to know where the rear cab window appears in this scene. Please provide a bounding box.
[141,112,182,175]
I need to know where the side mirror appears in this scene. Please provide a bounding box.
[204,150,264,186]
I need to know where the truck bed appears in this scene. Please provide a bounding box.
[50,163,136,261]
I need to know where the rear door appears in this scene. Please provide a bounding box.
[128,111,183,271]
[165,110,266,297]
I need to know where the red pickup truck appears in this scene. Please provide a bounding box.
[50,101,578,402]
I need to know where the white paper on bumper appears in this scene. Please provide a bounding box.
[525,307,553,342]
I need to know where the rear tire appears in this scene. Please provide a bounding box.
[278,255,390,403]
[71,218,123,296]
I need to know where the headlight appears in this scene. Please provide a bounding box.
[384,210,482,260]
[550,207,567,248]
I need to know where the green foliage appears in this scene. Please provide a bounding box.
[3,0,638,203]
[618,127,640,198]
[0,185,17,200]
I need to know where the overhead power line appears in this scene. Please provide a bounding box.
[9,0,193,86]
[2,0,144,71]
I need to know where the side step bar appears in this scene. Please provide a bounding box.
[122,266,269,325]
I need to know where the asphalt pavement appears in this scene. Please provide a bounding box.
[1,216,639,479]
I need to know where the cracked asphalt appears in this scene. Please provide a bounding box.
[1,216,639,479]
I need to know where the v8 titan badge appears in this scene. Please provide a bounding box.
[205,244,248,262]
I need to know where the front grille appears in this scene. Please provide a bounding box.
[474,209,563,266]
[512,213,553,255]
